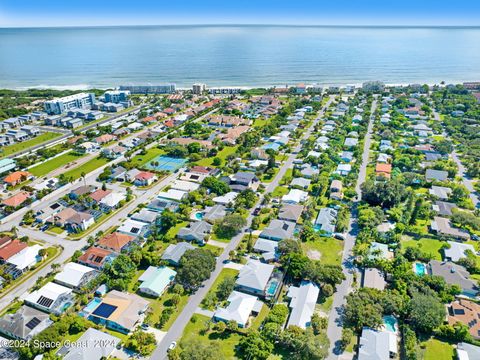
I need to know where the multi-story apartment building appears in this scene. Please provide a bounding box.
[44,93,96,114]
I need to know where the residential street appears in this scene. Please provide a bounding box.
[451,151,479,207]
[326,98,377,358]
[151,96,335,360]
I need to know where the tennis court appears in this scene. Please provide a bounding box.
[145,156,187,172]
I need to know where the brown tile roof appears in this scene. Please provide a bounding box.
[2,191,30,207]
[89,189,112,203]
[448,299,480,339]
[54,208,78,224]
[0,239,27,261]
[78,247,113,268]
[98,232,135,252]
[95,134,116,144]
[4,171,32,185]
[0,236,12,248]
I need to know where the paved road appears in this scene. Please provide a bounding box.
[451,151,479,207]
[151,96,335,360]
[326,98,377,359]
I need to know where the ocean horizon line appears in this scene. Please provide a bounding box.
[1,23,480,30]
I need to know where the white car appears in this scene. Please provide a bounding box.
[168,341,177,351]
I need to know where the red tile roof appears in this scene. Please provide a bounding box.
[2,191,30,207]
[89,189,112,203]
[78,246,113,268]
[0,239,27,261]
[98,232,135,252]
[4,171,32,185]
[135,171,156,181]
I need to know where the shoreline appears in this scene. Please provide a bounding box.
[2,81,475,91]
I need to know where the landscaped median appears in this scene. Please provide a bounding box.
[29,150,86,177]
[0,132,62,158]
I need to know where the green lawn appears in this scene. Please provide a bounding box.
[48,226,64,234]
[249,304,269,330]
[166,221,189,238]
[63,156,110,180]
[195,145,239,167]
[145,288,190,331]
[131,147,165,168]
[302,237,343,265]
[180,314,242,359]
[271,186,289,198]
[0,132,61,158]
[402,236,444,260]
[203,243,223,256]
[201,268,239,310]
[29,151,86,177]
[421,339,454,360]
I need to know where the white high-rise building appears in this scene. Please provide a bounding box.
[192,83,207,95]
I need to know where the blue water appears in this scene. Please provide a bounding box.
[195,212,204,220]
[83,297,102,313]
[1,26,480,88]
[266,280,279,296]
[383,315,397,333]
[414,262,427,276]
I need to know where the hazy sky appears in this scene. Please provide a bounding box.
[1,0,479,27]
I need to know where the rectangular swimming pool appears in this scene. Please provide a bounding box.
[145,156,187,172]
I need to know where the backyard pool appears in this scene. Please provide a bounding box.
[414,262,427,276]
[266,279,279,297]
[83,297,102,314]
[383,315,398,333]
[145,156,187,172]
[195,212,204,220]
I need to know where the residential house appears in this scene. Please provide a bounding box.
[336,164,352,176]
[65,211,95,232]
[70,185,96,199]
[431,216,470,240]
[344,137,358,148]
[177,221,212,245]
[0,240,28,263]
[87,290,149,334]
[94,134,116,145]
[134,171,157,186]
[117,219,150,238]
[376,163,392,179]
[235,260,275,297]
[212,192,238,206]
[2,191,30,208]
[89,189,112,203]
[203,205,227,223]
[300,164,319,178]
[253,238,278,262]
[278,204,303,223]
[362,268,386,291]
[339,151,354,163]
[161,242,195,266]
[24,282,74,314]
[131,209,158,225]
[457,342,480,360]
[157,189,188,202]
[443,241,475,262]
[426,169,449,182]
[54,262,98,290]
[5,244,43,278]
[290,177,311,189]
[432,201,457,216]
[330,180,343,200]
[170,180,200,192]
[0,305,53,341]
[429,186,452,200]
[315,208,338,235]
[358,327,398,360]
[99,191,126,209]
[138,266,177,297]
[286,281,319,329]
[282,189,308,204]
[428,260,478,298]
[448,299,480,340]
[3,171,33,187]
[213,291,262,328]
[260,219,296,241]
[61,327,120,360]
[229,172,258,192]
[78,247,116,270]
[369,242,394,260]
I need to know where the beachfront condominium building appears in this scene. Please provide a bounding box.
[119,84,176,94]
[104,90,130,103]
[44,93,96,115]
[192,83,207,95]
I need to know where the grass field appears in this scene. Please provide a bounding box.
[195,145,239,167]
[63,156,110,180]
[201,268,239,310]
[271,186,289,198]
[0,132,61,158]
[131,147,165,168]
[421,339,454,360]
[180,314,242,359]
[29,151,86,177]
[302,237,343,265]
[402,236,444,260]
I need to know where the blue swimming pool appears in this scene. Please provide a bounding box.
[414,262,427,276]
[266,280,279,296]
[383,315,397,333]
[83,297,102,314]
[195,212,204,220]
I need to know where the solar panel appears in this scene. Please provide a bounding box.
[94,255,104,263]
[37,296,54,308]
[131,227,140,234]
[25,317,41,330]
[92,303,117,318]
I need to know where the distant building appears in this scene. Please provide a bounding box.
[104,90,130,103]
[119,84,176,94]
[44,93,96,115]
[192,83,207,94]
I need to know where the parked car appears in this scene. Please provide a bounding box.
[252,207,261,216]
[333,232,346,240]
[168,341,177,351]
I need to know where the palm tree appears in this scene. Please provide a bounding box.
[81,172,86,187]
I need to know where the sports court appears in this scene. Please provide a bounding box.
[145,156,187,172]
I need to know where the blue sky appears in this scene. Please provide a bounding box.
[1,0,479,27]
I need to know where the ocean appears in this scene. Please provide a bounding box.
[0,25,479,89]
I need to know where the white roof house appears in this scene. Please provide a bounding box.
[236,260,274,296]
[157,189,188,202]
[117,219,150,237]
[358,328,398,360]
[54,262,98,289]
[213,291,260,328]
[99,192,126,208]
[62,327,120,360]
[336,163,352,175]
[213,191,238,205]
[7,244,42,272]
[170,180,200,192]
[286,281,320,329]
[282,189,308,204]
[25,282,73,314]
[444,241,475,262]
